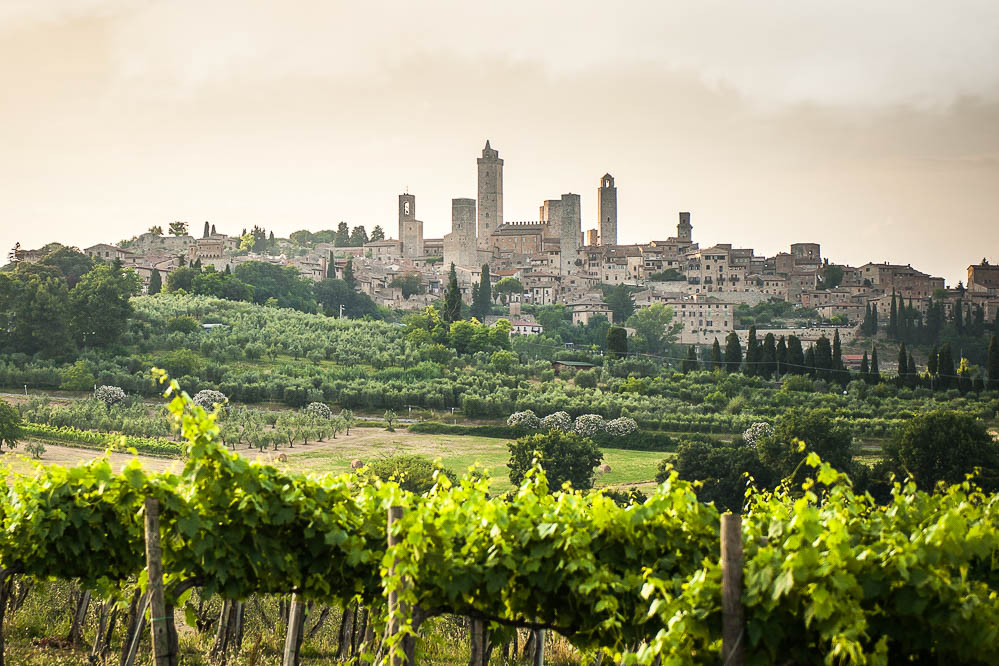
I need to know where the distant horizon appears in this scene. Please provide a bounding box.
[3,2,998,287]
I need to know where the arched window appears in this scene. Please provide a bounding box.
[404,201,410,216]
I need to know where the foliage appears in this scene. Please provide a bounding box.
[507,430,604,491]
[507,410,541,429]
[305,401,333,420]
[540,411,573,432]
[604,284,636,324]
[625,304,681,356]
[0,399,22,449]
[69,262,140,347]
[606,417,638,436]
[573,413,607,437]
[94,385,126,408]
[192,389,228,411]
[363,455,458,494]
[742,421,774,448]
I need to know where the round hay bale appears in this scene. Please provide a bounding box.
[350,459,364,470]
[597,464,612,474]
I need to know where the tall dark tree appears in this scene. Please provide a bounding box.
[863,303,873,336]
[69,263,140,348]
[908,352,916,381]
[349,225,369,247]
[471,264,491,321]
[832,330,843,382]
[889,291,898,339]
[342,259,356,289]
[988,335,999,391]
[804,346,817,378]
[607,326,628,359]
[724,332,742,373]
[370,225,385,242]
[776,336,788,377]
[604,284,635,324]
[443,263,462,323]
[937,342,955,389]
[860,351,870,378]
[710,338,723,370]
[786,335,805,374]
[870,347,881,383]
[813,336,832,380]
[761,333,777,379]
[148,268,162,295]
[871,304,879,335]
[897,342,909,384]
[744,327,759,376]
[682,345,698,373]
[203,221,210,238]
[954,299,965,335]
[927,345,939,378]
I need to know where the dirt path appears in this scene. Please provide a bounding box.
[1,442,182,476]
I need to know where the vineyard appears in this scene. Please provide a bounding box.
[1,378,998,665]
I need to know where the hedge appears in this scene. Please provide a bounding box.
[21,422,184,458]
[407,422,677,452]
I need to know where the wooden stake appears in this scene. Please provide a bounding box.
[144,497,175,666]
[282,594,305,666]
[386,505,411,666]
[721,513,745,666]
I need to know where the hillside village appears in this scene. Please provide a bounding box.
[12,140,999,355]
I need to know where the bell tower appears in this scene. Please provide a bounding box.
[597,174,617,245]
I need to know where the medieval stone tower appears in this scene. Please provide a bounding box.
[597,174,617,246]
[559,193,581,276]
[677,212,692,241]
[444,198,478,269]
[476,140,503,249]
[398,193,424,258]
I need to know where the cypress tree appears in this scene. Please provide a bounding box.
[682,345,698,373]
[776,336,788,377]
[937,343,955,389]
[745,327,759,376]
[870,347,880,383]
[954,299,964,335]
[832,330,843,382]
[860,351,869,378]
[443,263,462,323]
[863,303,872,335]
[471,264,491,321]
[148,268,162,295]
[908,352,916,383]
[724,332,743,373]
[814,336,832,380]
[326,261,335,279]
[889,291,898,339]
[607,326,628,359]
[871,304,879,335]
[927,345,938,377]
[710,338,723,370]
[897,342,908,384]
[804,346,816,378]
[762,333,777,379]
[343,259,356,288]
[988,335,999,391]
[224,264,231,275]
[787,335,805,374]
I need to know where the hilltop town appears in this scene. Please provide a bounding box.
[11,140,999,357]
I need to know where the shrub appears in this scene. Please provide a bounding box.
[0,399,22,450]
[94,385,126,408]
[305,402,332,420]
[507,410,541,429]
[364,455,457,494]
[24,441,46,459]
[606,417,638,436]
[507,430,603,491]
[574,369,598,389]
[165,315,201,334]
[541,411,572,432]
[573,414,607,437]
[742,422,774,449]
[192,389,228,411]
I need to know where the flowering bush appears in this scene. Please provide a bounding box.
[541,411,573,432]
[606,417,638,437]
[507,410,541,429]
[573,414,607,437]
[192,390,228,412]
[306,402,333,420]
[94,385,126,408]
[743,421,774,448]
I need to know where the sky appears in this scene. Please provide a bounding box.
[2,1,998,286]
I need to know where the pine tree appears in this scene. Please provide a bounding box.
[334,222,350,247]
[724,332,742,373]
[745,327,759,376]
[710,338,723,370]
[148,269,162,295]
[682,345,698,373]
[343,259,356,288]
[471,264,491,321]
[370,225,385,242]
[776,336,788,377]
[443,263,462,323]
[870,347,881,383]
[988,335,999,391]
[762,333,777,380]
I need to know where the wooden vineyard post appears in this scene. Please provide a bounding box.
[282,594,305,666]
[721,513,745,666]
[533,629,545,666]
[144,497,176,666]
[386,505,413,666]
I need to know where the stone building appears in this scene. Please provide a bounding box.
[667,297,736,345]
[677,212,692,242]
[398,193,424,258]
[477,141,503,249]
[968,260,999,294]
[489,221,546,257]
[558,193,581,276]
[443,198,478,269]
[597,174,617,245]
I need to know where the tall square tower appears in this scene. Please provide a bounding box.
[477,140,503,249]
[597,174,617,246]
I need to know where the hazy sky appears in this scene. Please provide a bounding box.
[3,1,998,285]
